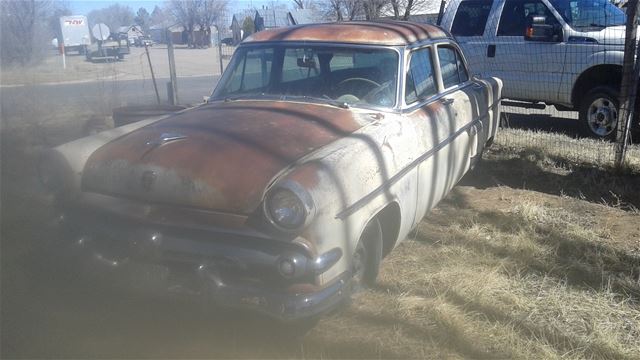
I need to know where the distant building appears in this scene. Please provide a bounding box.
[117,25,144,41]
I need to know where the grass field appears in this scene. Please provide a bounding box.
[1,117,639,358]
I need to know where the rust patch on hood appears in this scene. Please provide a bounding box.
[82,100,364,214]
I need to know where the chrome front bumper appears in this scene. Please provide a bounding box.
[57,212,349,321]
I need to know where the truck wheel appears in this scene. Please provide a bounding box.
[352,218,383,291]
[579,86,619,140]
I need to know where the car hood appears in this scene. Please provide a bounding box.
[82,100,365,214]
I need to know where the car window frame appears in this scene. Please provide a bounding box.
[404,46,438,106]
[436,44,470,91]
[401,40,474,112]
[211,42,404,112]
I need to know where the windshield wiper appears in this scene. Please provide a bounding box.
[282,95,350,109]
[223,93,274,102]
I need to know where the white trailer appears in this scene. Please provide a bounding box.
[59,15,91,54]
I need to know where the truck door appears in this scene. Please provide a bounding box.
[486,0,566,102]
[447,0,495,76]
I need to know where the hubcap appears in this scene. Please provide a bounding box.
[587,97,618,137]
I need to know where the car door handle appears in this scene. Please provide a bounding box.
[487,44,496,58]
[442,98,455,106]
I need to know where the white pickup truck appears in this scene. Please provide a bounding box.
[440,0,638,139]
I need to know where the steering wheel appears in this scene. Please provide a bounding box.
[335,77,381,99]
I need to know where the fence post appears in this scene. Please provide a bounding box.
[615,0,640,169]
[217,26,224,75]
[167,29,179,105]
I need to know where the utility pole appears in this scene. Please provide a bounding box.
[615,0,639,169]
[216,25,224,75]
[167,29,179,105]
[144,42,161,105]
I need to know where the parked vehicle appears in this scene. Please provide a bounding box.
[85,30,130,62]
[440,0,638,139]
[58,15,91,55]
[40,21,502,323]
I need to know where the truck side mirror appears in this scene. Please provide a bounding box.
[524,16,559,42]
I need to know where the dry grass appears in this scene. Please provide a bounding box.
[305,185,639,359]
[496,127,640,171]
[2,121,640,358]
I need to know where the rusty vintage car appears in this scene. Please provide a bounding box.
[40,21,502,321]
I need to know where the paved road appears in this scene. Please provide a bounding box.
[1,75,221,119]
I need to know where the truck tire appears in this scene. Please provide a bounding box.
[579,86,619,140]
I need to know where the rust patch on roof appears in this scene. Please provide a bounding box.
[243,21,450,46]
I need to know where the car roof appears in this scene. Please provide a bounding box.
[242,21,451,46]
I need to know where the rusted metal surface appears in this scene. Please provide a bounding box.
[82,100,365,214]
[48,31,504,319]
[244,21,450,46]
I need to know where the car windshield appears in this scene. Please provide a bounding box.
[212,44,399,109]
[549,0,626,29]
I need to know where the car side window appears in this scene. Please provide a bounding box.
[451,0,493,36]
[405,48,437,105]
[498,0,559,36]
[438,46,469,89]
[222,48,273,94]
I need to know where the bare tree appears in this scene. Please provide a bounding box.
[168,0,199,47]
[87,4,135,34]
[292,0,315,9]
[389,0,436,20]
[361,0,385,20]
[344,0,363,20]
[319,0,343,21]
[0,0,54,65]
[168,0,228,48]
[198,0,228,47]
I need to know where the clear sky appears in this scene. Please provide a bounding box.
[68,0,285,15]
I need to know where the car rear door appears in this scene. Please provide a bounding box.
[405,44,481,226]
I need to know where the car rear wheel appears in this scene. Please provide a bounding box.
[579,86,619,140]
[351,218,383,292]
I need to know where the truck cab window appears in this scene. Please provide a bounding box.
[497,0,559,36]
[451,0,493,36]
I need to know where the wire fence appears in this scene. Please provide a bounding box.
[2,2,638,169]
[442,0,639,169]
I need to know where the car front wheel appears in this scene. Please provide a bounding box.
[351,218,383,291]
[579,86,620,140]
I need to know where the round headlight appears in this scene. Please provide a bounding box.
[267,188,306,229]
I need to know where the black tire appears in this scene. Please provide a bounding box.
[352,218,383,291]
[579,86,620,140]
